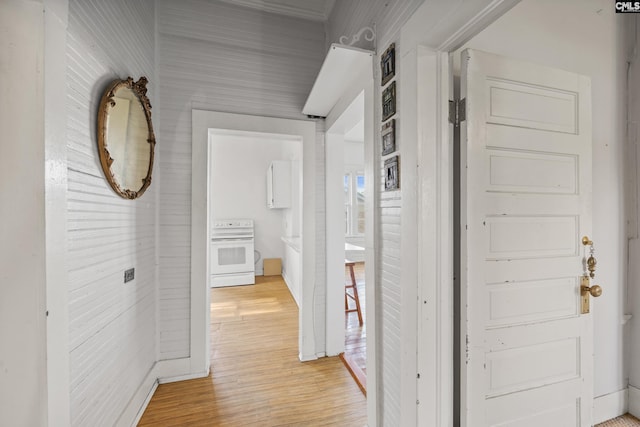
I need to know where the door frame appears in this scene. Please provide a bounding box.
[191,111,317,376]
[399,1,522,425]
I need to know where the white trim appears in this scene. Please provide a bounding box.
[410,46,456,427]
[192,111,317,365]
[398,45,420,426]
[281,269,299,307]
[158,371,210,384]
[155,357,193,382]
[594,388,629,424]
[630,385,640,419]
[362,83,378,427]
[436,0,521,52]
[44,0,70,425]
[116,364,159,427]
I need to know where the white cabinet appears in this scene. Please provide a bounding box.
[267,160,291,208]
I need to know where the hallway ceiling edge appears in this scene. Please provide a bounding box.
[218,0,336,22]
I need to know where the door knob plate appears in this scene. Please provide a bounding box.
[580,276,602,314]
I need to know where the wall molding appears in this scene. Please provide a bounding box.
[594,388,629,424]
[116,358,211,427]
[281,270,297,306]
[630,385,640,418]
[116,364,159,427]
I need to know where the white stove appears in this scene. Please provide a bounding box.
[210,219,255,287]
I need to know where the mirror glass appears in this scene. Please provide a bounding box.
[97,77,155,199]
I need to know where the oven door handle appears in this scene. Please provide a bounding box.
[211,237,254,243]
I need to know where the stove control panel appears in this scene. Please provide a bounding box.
[212,219,254,229]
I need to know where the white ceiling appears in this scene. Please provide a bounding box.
[219,0,336,21]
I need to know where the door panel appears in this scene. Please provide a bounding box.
[460,49,592,426]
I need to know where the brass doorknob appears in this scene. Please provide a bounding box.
[582,284,602,298]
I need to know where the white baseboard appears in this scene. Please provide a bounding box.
[594,388,629,424]
[114,357,211,427]
[155,357,190,381]
[281,270,299,307]
[299,352,318,362]
[115,363,159,427]
[630,385,640,418]
[156,357,209,384]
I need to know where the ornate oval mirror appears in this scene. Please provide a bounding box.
[97,77,155,199]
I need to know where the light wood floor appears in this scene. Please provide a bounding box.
[138,275,367,426]
[342,262,366,393]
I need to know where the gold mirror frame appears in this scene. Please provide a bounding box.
[97,76,156,199]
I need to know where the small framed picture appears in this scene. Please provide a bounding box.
[381,119,396,155]
[381,43,395,86]
[382,81,396,121]
[384,155,399,191]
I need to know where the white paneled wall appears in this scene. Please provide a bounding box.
[156,0,325,359]
[66,0,157,425]
[327,1,423,424]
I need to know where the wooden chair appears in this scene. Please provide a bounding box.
[345,259,363,326]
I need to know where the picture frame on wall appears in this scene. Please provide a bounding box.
[381,119,396,155]
[381,43,395,86]
[382,81,396,121]
[384,155,399,191]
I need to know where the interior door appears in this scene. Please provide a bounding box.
[460,49,594,426]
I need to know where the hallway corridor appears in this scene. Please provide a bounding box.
[139,275,366,426]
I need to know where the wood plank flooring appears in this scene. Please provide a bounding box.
[138,275,367,426]
[342,262,366,394]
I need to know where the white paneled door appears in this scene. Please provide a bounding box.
[460,49,594,426]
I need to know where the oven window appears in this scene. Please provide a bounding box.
[218,247,247,265]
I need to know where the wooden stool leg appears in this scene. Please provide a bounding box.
[351,278,363,326]
[346,263,363,326]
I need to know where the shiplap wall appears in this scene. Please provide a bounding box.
[327,1,424,424]
[66,1,157,425]
[156,0,325,359]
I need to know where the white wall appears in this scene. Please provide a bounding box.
[454,0,627,401]
[65,0,158,425]
[0,1,48,425]
[282,140,302,238]
[209,134,299,274]
[156,0,326,360]
[344,140,365,169]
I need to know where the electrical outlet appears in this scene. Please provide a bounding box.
[124,268,135,283]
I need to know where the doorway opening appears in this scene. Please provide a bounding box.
[445,1,604,423]
[206,130,304,362]
[191,111,317,377]
[326,90,368,393]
